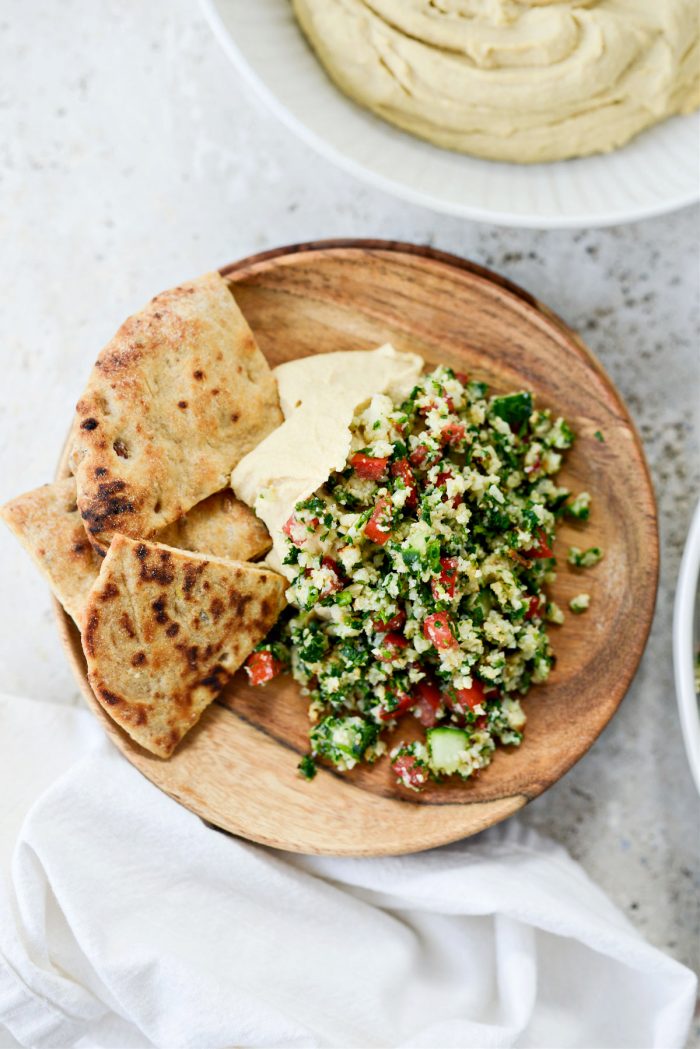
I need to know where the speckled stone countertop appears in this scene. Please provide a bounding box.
[0,0,698,1028]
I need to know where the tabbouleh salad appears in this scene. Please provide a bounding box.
[245,365,601,791]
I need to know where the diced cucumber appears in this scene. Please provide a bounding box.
[427,727,469,775]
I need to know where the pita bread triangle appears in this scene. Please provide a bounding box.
[70,271,282,552]
[82,535,287,757]
[0,477,101,627]
[1,479,272,627]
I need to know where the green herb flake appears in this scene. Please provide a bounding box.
[490,392,533,430]
[564,492,591,522]
[298,755,317,780]
[569,593,590,614]
[567,546,603,568]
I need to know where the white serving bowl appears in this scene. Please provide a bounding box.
[673,500,700,796]
[202,0,700,230]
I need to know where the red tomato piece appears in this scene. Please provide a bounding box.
[413,678,443,727]
[319,556,344,596]
[450,679,486,712]
[409,444,430,467]
[440,422,466,446]
[364,497,393,545]
[392,753,429,789]
[417,398,438,417]
[282,514,318,547]
[372,609,406,633]
[523,527,553,559]
[455,371,469,385]
[431,556,458,601]
[525,594,545,620]
[435,469,461,508]
[350,452,389,480]
[378,632,409,661]
[423,611,457,650]
[390,459,418,508]
[380,690,414,721]
[245,650,283,687]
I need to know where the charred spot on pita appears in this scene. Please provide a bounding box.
[99,687,122,706]
[84,610,100,656]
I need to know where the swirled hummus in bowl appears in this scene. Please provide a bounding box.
[292,0,700,163]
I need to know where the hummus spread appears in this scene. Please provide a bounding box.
[292,0,700,163]
[231,344,423,573]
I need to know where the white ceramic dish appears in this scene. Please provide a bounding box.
[673,500,700,796]
[201,0,700,230]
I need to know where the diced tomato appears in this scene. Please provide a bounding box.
[390,459,418,508]
[455,371,469,385]
[350,452,389,480]
[431,556,458,601]
[440,422,466,447]
[435,469,461,508]
[523,527,553,559]
[282,514,318,547]
[378,632,408,661]
[474,715,488,730]
[372,609,406,633]
[525,594,545,620]
[364,496,393,545]
[380,690,414,721]
[449,679,486,712]
[392,753,429,789]
[413,678,442,727]
[423,611,457,650]
[417,398,438,417]
[245,650,283,687]
[409,444,430,467]
[319,556,344,597]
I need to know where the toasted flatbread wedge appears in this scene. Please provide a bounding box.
[0,478,101,627]
[1,479,273,627]
[82,535,286,757]
[70,272,282,552]
[157,489,270,561]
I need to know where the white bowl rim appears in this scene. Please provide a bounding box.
[201,0,700,230]
[673,498,700,796]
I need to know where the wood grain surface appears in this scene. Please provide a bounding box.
[55,240,659,855]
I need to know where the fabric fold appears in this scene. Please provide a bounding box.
[0,693,695,1049]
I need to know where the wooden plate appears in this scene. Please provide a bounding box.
[55,240,659,856]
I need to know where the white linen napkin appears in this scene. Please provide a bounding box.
[0,692,695,1049]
